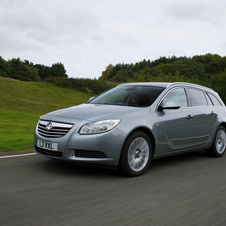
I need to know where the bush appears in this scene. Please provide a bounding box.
[44,77,117,95]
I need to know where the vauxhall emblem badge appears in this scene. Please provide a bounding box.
[46,122,53,130]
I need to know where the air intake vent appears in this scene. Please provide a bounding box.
[35,147,63,157]
[37,120,73,138]
[72,150,108,158]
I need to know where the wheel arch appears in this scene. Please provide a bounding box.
[120,127,156,161]
[219,122,226,130]
[206,123,226,157]
[209,122,226,146]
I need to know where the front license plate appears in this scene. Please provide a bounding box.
[36,139,58,151]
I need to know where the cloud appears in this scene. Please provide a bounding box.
[0,0,226,79]
[1,0,99,45]
[165,0,226,25]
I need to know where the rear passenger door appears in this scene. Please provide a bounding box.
[186,88,217,147]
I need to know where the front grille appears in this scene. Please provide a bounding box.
[72,150,108,158]
[37,120,73,138]
[35,147,63,157]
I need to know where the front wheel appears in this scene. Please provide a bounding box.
[119,131,152,177]
[206,126,226,157]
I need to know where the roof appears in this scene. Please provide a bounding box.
[119,82,171,88]
[119,82,214,92]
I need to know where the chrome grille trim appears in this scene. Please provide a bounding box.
[37,120,74,138]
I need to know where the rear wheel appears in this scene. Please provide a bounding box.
[119,131,152,176]
[206,126,226,157]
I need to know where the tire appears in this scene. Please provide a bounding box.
[119,131,152,177]
[206,126,226,157]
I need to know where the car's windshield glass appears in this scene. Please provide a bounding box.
[88,85,165,107]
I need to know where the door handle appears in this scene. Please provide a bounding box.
[187,115,193,119]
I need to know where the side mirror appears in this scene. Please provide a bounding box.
[158,101,181,111]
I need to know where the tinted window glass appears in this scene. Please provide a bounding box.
[187,89,207,106]
[162,88,188,107]
[208,93,222,106]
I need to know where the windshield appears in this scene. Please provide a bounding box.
[88,85,165,107]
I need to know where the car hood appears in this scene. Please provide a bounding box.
[43,103,147,121]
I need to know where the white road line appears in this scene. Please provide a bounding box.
[0,153,37,159]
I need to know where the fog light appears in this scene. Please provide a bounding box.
[71,150,75,157]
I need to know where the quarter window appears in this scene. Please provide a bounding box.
[187,89,207,106]
[162,88,188,107]
[208,93,222,106]
[205,92,213,106]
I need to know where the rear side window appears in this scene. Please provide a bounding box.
[187,88,207,106]
[208,93,222,106]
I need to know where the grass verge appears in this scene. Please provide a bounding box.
[0,109,39,151]
[0,77,91,152]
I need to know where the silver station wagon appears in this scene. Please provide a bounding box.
[34,82,226,176]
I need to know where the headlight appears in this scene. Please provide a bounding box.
[79,119,121,134]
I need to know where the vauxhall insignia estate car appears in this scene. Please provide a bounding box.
[34,82,226,176]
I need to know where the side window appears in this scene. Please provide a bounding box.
[187,89,207,106]
[205,92,213,106]
[162,88,188,107]
[208,93,222,106]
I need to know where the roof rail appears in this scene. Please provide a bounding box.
[168,82,214,91]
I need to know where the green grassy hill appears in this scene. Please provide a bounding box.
[0,77,91,152]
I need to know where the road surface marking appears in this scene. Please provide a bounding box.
[0,153,36,159]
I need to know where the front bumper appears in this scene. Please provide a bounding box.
[34,118,127,166]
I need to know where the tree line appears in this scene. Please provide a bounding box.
[99,54,226,103]
[0,56,116,95]
[0,57,67,81]
[1,54,226,103]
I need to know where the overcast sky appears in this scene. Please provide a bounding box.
[1,0,226,79]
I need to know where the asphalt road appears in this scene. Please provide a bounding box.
[1,151,226,226]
